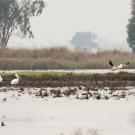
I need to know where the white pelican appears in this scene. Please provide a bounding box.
[109,60,130,71]
[11,74,22,85]
[0,75,3,82]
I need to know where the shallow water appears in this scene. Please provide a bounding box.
[0,87,135,135]
[0,69,135,74]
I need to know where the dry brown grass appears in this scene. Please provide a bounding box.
[0,47,134,69]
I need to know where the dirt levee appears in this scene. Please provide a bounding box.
[1,73,135,88]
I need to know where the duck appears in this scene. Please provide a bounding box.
[1,121,5,127]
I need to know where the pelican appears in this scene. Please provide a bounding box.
[0,75,3,82]
[11,74,22,85]
[109,60,130,71]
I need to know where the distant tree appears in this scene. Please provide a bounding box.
[127,0,135,52]
[70,31,98,52]
[0,0,45,47]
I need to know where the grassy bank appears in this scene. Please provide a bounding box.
[1,71,135,87]
[2,71,135,79]
[0,47,134,69]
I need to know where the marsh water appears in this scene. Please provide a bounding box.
[0,86,135,135]
[0,69,135,135]
[0,69,135,74]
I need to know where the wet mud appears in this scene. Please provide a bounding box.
[0,74,135,88]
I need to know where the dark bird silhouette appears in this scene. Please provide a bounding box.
[2,98,7,102]
[1,121,5,127]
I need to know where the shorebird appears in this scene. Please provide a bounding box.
[109,60,130,71]
[1,121,5,127]
[0,75,3,82]
[2,98,7,102]
[11,74,22,85]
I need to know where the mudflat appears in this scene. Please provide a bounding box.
[0,72,135,88]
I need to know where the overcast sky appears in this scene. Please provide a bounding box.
[9,0,131,49]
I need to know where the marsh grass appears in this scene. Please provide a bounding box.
[0,71,135,87]
[0,47,134,69]
[1,71,135,81]
[18,71,68,77]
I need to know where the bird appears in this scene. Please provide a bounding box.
[2,98,7,102]
[109,60,130,71]
[1,121,5,127]
[11,74,22,85]
[0,75,3,82]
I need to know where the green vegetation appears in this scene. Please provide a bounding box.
[0,0,45,47]
[1,71,78,77]
[18,71,69,77]
[127,0,135,52]
[1,70,135,79]
[1,71,135,87]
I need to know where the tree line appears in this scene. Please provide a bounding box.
[0,0,135,53]
[0,0,45,47]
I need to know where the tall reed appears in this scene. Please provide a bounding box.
[0,47,134,69]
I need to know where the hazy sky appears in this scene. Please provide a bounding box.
[9,0,131,49]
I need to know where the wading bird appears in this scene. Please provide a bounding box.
[0,75,3,82]
[11,74,22,85]
[109,60,130,71]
